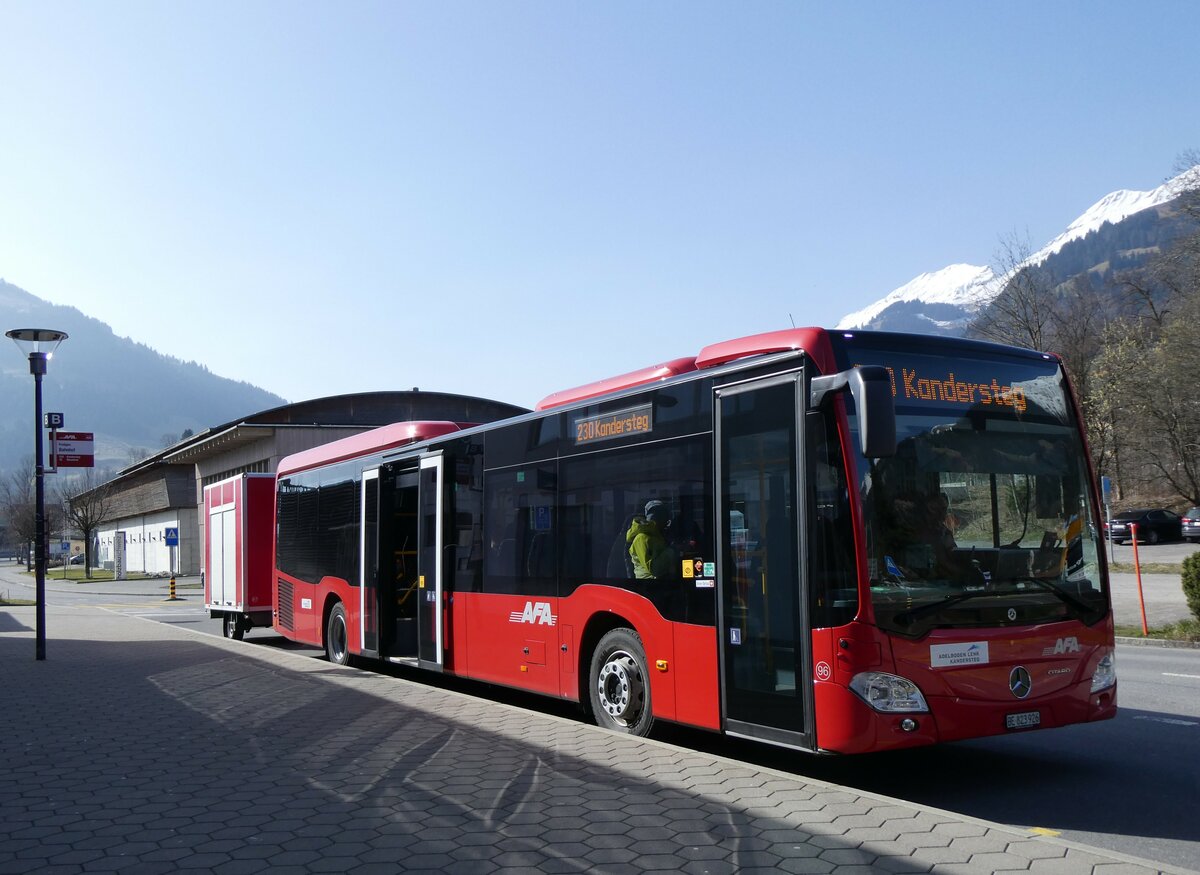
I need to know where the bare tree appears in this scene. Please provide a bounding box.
[57,469,114,576]
[970,231,1058,352]
[0,458,36,569]
[127,447,151,465]
[1093,225,1200,505]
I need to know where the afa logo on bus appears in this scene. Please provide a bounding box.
[509,601,558,626]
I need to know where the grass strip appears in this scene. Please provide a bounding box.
[1115,618,1200,642]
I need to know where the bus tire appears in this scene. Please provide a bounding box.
[588,628,654,737]
[222,613,244,641]
[325,603,350,666]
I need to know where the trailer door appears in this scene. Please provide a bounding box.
[716,373,815,750]
[208,499,237,608]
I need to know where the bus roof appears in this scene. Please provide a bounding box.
[536,327,837,410]
[277,420,468,477]
[695,327,833,370]
[535,357,698,411]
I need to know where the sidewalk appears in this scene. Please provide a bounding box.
[1,603,1192,875]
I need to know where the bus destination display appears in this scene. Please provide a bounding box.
[574,404,653,445]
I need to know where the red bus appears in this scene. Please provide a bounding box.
[266,328,1116,754]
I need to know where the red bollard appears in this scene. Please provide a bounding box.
[1130,523,1149,636]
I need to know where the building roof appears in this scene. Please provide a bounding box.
[117,390,528,476]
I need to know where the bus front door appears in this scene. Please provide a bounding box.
[716,375,815,750]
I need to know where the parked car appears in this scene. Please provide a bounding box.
[1183,507,1200,543]
[1106,508,1183,545]
[68,553,85,565]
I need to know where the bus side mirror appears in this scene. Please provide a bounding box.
[810,366,896,458]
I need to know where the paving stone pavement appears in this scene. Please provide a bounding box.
[0,604,1191,875]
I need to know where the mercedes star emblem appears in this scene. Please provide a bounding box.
[1009,666,1032,699]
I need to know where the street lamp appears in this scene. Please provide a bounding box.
[6,328,68,661]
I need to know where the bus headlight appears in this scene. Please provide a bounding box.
[849,671,929,713]
[1090,652,1116,693]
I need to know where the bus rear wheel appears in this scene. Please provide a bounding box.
[588,628,654,737]
[326,603,350,665]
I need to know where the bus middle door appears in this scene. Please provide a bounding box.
[417,453,446,671]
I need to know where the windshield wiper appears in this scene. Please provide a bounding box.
[893,590,994,626]
[888,577,1104,631]
[1006,576,1098,615]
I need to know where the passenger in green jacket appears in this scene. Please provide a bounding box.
[627,500,677,579]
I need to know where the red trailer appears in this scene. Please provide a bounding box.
[204,473,275,640]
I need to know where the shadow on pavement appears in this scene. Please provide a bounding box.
[0,612,31,633]
[0,631,931,873]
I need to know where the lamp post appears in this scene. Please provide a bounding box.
[6,328,68,661]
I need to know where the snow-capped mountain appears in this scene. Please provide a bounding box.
[837,169,1197,334]
[836,264,995,335]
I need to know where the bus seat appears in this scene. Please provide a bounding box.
[606,515,638,579]
[492,538,516,575]
[560,533,591,580]
[526,532,555,579]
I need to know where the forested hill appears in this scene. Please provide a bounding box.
[0,279,285,476]
[1036,200,1194,284]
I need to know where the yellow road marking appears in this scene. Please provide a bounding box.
[1029,827,1061,837]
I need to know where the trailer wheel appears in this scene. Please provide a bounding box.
[325,603,350,665]
[222,613,245,641]
[588,628,654,736]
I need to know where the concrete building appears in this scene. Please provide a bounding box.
[83,391,527,575]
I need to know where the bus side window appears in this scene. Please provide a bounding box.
[483,465,557,594]
[807,411,858,627]
[559,438,712,587]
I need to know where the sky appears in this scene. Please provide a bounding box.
[1,2,1198,410]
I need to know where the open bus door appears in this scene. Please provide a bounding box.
[417,453,445,671]
[368,454,444,668]
[372,453,444,667]
[360,467,381,656]
[716,373,816,751]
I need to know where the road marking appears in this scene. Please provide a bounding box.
[1133,715,1199,727]
[1028,827,1061,837]
[1163,672,1200,680]
[97,603,198,610]
[127,612,208,619]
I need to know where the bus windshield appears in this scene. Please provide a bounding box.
[838,337,1107,638]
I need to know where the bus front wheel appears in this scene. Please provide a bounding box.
[326,603,350,665]
[588,628,654,737]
